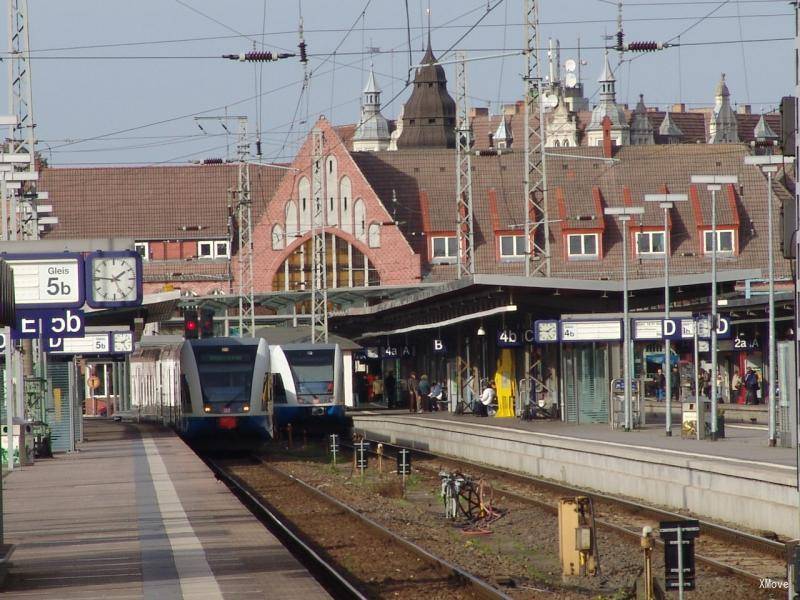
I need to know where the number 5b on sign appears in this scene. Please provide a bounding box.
[4,255,84,308]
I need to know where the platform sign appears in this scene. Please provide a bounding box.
[633,319,663,341]
[432,339,447,355]
[0,331,5,351]
[663,316,730,341]
[496,329,523,347]
[45,332,110,355]
[561,320,622,342]
[11,309,84,340]
[3,253,84,308]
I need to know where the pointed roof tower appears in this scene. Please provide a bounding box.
[658,111,683,143]
[630,94,654,145]
[494,117,512,148]
[753,113,778,142]
[396,36,456,148]
[353,66,391,151]
[586,50,629,145]
[709,73,739,143]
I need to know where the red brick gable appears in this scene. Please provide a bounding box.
[247,116,421,292]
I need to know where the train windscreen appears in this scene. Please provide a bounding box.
[284,348,335,400]
[192,344,258,405]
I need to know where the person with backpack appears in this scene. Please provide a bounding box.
[417,374,431,412]
[744,368,759,405]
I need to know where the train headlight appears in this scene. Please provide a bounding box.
[243,405,250,412]
[203,405,212,413]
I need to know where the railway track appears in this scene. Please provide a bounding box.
[349,438,787,585]
[206,455,511,600]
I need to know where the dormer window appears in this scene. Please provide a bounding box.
[567,233,599,259]
[431,236,457,263]
[636,231,665,255]
[703,229,735,254]
[198,240,230,259]
[499,235,525,260]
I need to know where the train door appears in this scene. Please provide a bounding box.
[562,343,610,423]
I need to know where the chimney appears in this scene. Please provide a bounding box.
[671,103,685,113]
[602,116,613,159]
[470,107,489,118]
[737,104,752,115]
[515,100,525,113]
[488,133,494,148]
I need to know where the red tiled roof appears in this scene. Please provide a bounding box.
[353,143,792,282]
[40,163,285,241]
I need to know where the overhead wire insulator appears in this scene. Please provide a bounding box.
[624,41,667,52]
[203,158,224,164]
[616,30,624,52]
[222,51,296,62]
[298,40,308,63]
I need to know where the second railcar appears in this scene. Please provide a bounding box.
[270,343,346,430]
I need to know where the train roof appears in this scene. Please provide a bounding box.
[255,326,361,351]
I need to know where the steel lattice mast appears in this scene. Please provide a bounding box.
[523,0,550,277]
[310,128,328,343]
[8,0,37,240]
[235,117,255,337]
[455,51,475,279]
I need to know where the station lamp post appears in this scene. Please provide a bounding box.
[644,193,688,437]
[743,155,795,447]
[605,206,645,431]
[690,175,738,441]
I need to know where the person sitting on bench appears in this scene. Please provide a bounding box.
[476,381,496,417]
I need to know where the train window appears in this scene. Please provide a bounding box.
[272,374,287,404]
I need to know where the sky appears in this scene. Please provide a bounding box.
[7,0,795,166]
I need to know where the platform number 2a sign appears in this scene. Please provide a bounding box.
[734,336,759,350]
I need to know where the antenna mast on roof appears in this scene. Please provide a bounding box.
[523,0,550,276]
[455,51,475,278]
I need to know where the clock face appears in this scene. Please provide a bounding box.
[91,257,138,303]
[113,332,133,353]
[537,321,558,342]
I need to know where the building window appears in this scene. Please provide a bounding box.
[432,236,457,261]
[636,231,666,255]
[134,242,149,261]
[198,240,229,259]
[567,233,599,258]
[214,241,230,258]
[499,235,525,259]
[703,229,735,254]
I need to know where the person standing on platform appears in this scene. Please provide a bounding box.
[476,381,496,417]
[407,372,419,413]
[744,368,759,405]
[731,368,742,404]
[384,370,397,409]
[655,368,666,402]
[417,374,431,412]
[670,366,680,401]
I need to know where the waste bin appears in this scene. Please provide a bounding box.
[682,399,724,439]
[0,420,34,466]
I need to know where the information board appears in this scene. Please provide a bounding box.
[633,319,663,341]
[561,320,622,342]
[4,253,84,308]
[46,333,111,354]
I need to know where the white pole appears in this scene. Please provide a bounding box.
[694,319,701,441]
[710,187,719,440]
[767,169,777,447]
[622,217,631,431]
[677,526,685,600]
[664,205,672,436]
[4,328,12,470]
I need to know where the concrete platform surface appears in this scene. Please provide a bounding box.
[352,411,799,538]
[1,419,330,600]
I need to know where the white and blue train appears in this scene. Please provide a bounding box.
[130,336,346,443]
[130,336,272,444]
[269,343,346,431]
